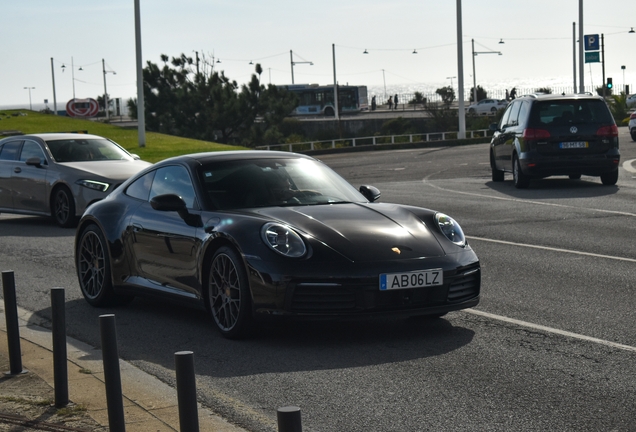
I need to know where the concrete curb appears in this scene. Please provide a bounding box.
[0,306,246,431]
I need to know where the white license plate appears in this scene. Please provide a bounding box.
[560,141,588,149]
[379,269,443,291]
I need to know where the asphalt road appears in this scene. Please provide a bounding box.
[1,128,635,431]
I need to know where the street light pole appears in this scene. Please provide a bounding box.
[23,87,35,110]
[472,39,502,103]
[50,58,58,115]
[102,59,116,121]
[290,50,312,85]
[622,65,626,93]
[456,0,465,139]
[382,69,386,101]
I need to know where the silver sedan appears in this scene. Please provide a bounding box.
[0,133,151,227]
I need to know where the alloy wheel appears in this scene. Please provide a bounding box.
[78,231,106,300]
[209,253,241,332]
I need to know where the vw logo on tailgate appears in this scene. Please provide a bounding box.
[570,126,578,134]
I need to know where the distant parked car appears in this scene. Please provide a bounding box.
[629,111,636,141]
[489,93,619,188]
[626,94,636,108]
[0,133,151,227]
[467,99,507,115]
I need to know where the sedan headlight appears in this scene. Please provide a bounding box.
[261,223,307,258]
[76,179,110,192]
[435,213,466,247]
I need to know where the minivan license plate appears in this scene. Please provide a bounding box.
[560,141,588,149]
[379,269,443,291]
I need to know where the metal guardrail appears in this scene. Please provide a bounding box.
[257,129,492,152]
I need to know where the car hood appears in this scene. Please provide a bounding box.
[60,160,152,181]
[251,203,445,261]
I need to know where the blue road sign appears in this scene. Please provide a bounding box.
[584,34,599,51]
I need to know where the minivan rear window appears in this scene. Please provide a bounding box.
[529,100,613,127]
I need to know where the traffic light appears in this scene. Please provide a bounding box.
[606,77,613,89]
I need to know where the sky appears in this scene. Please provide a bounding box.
[2,0,635,110]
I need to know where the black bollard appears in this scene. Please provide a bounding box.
[51,288,68,407]
[277,406,302,432]
[99,314,126,432]
[175,351,199,432]
[2,271,25,375]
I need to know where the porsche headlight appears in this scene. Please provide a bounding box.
[261,223,307,258]
[76,179,110,192]
[435,213,466,247]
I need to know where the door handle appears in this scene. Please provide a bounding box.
[13,167,21,173]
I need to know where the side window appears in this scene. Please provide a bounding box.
[149,165,197,209]
[516,101,530,127]
[505,101,522,127]
[0,141,22,161]
[126,170,155,201]
[19,140,46,163]
[499,103,515,129]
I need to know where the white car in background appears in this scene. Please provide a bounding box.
[626,94,636,108]
[467,99,508,115]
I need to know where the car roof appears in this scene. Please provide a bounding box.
[516,93,604,102]
[0,133,107,143]
[157,150,315,166]
[23,133,106,141]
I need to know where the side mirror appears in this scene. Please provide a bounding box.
[150,194,186,211]
[489,123,499,132]
[130,154,141,160]
[25,157,43,167]
[150,194,202,227]
[359,185,381,202]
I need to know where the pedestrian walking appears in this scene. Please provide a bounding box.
[387,95,393,110]
[394,94,399,110]
[505,89,509,101]
[371,95,377,111]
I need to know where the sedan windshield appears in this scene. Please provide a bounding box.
[47,138,135,162]
[199,157,367,210]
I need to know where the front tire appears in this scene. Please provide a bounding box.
[52,186,77,228]
[512,154,530,189]
[206,246,253,339]
[600,169,618,186]
[76,224,117,307]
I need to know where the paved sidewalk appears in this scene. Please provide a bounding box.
[0,307,246,431]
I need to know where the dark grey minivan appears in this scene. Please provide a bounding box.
[489,93,620,188]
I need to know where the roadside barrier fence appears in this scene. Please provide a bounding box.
[257,129,492,153]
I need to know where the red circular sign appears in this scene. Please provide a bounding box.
[66,98,99,117]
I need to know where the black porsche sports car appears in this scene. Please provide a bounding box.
[75,151,480,338]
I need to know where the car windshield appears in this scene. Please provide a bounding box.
[46,138,134,162]
[529,99,613,127]
[199,157,367,210]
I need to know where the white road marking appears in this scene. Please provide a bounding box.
[465,309,636,353]
[623,158,636,173]
[422,177,636,218]
[467,235,636,263]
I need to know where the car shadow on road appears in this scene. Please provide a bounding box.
[0,215,75,237]
[30,297,475,378]
[485,177,619,199]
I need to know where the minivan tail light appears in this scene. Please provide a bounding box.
[523,128,551,139]
[596,125,618,137]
